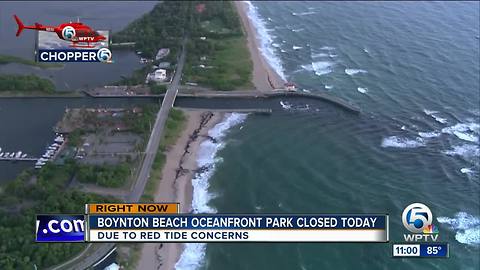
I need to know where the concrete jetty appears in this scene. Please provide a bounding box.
[180,108,272,115]
[0,157,38,161]
[84,88,360,114]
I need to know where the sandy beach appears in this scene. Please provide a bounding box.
[136,3,282,269]
[234,1,286,91]
[137,110,223,270]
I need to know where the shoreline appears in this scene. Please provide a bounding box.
[137,109,224,270]
[234,1,286,91]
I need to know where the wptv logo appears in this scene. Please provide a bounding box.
[13,14,112,63]
[402,203,439,242]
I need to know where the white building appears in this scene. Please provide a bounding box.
[153,69,167,81]
[146,69,167,83]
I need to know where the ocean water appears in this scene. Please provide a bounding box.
[177,1,480,269]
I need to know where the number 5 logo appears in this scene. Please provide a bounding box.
[402,203,432,233]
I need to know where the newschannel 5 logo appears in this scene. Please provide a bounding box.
[402,203,439,242]
[38,48,113,63]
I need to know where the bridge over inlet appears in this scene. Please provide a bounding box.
[49,38,187,270]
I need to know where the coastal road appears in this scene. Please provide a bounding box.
[50,37,188,270]
[127,36,187,202]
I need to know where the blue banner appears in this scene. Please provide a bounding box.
[36,215,85,242]
[88,214,387,230]
[419,243,449,257]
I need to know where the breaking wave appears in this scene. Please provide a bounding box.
[175,113,248,270]
[437,212,480,246]
[311,52,329,58]
[292,11,316,16]
[357,87,368,94]
[312,61,334,76]
[381,136,425,148]
[280,101,292,109]
[442,122,479,143]
[320,46,335,51]
[443,144,480,161]
[345,69,368,76]
[245,1,286,81]
[418,131,441,138]
[423,109,448,124]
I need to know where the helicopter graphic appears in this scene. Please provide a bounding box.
[14,14,107,48]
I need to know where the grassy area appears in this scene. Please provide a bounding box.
[185,36,253,90]
[123,104,160,135]
[184,1,253,90]
[142,108,187,202]
[0,54,63,69]
[149,83,168,94]
[0,74,55,93]
[112,2,191,59]
[76,163,131,188]
[0,163,114,269]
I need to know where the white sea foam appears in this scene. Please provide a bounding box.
[293,46,303,50]
[244,1,286,81]
[437,212,480,246]
[280,101,292,109]
[357,87,368,94]
[311,52,329,58]
[292,11,316,16]
[381,136,425,148]
[301,64,313,72]
[175,113,248,270]
[423,109,448,124]
[443,144,480,160]
[345,69,368,76]
[320,46,335,51]
[418,131,441,138]
[291,28,305,32]
[442,123,480,142]
[312,61,334,76]
[272,43,280,48]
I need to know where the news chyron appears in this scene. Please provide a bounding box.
[36,203,388,243]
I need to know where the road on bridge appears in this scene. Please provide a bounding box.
[50,37,188,270]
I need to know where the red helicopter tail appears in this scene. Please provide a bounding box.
[13,15,24,36]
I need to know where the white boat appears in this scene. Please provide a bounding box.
[39,158,49,162]
[9,153,15,158]
[42,154,52,159]
[21,154,27,158]
[0,153,4,158]
[16,151,22,158]
[35,165,43,169]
